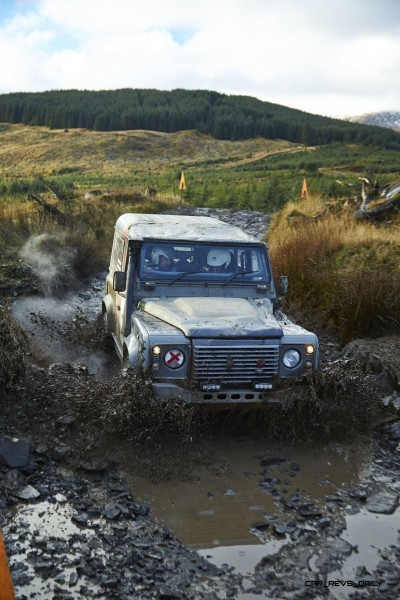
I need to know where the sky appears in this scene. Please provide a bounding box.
[0,0,399,119]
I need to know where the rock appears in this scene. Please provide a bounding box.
[296,504,323,518]
[158,587,182,599]
[79,460,109,473]
[71,513,89,527]
[3,469,25,491]
[366,492,399,514]
[54,493,67,503]
[52,445,71,461]
[273,524,287,536]
[16,485,40,501]
[288,462,300,471]
[252,522,269,531]
[103,502,121,520]
[259,456,286,467]
[348,487,368,501]
[0,436,35,470]
[388,422,400,441]
[224,488,236,496]
[55,415,76,428]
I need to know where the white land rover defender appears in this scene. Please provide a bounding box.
[103,213,319,404]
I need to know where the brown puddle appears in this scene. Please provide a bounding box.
[123,436,372,573]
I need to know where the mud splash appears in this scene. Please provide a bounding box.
[11,279,118,377]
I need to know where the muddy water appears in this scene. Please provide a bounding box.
[123,436,372,573]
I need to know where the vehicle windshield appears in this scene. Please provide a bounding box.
[140,242,270,283]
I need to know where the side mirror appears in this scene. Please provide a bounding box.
[113,271,126,292]
[277,275,288,297]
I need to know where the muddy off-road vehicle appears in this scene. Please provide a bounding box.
[103,214,319,404]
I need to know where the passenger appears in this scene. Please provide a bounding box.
[205,248,233,273]
[149,247,176,271]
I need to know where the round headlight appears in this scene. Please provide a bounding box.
[282,349,301,369]
[164,349,185,369]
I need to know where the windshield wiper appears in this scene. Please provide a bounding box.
[167,271,205,284]
[223,270,259,285]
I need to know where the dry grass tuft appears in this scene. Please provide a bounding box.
[0,305,28,396]
[268,195,400,341]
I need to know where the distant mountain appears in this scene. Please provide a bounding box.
[0,88,399,148]
[347,111,400,132]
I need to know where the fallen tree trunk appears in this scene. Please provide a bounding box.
[354,182,400,220]
[28,194,69,226]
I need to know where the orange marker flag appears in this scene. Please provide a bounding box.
[0,532,15,600]
[179,171,186,191]
[301,178,308,198]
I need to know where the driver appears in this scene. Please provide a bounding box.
[205,248,232,273]
[149,247,176,271]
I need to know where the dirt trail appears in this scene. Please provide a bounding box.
[2,207,400,599]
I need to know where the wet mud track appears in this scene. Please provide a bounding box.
[2,207,400,599]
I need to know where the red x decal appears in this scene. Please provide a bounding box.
[166,351,181,365]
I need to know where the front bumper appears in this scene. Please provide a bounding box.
[151,381,308,405]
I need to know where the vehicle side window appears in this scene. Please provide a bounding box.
[110,234,125,274]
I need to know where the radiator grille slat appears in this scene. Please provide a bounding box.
[193,345,279,383]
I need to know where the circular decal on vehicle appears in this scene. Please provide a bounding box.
[164,349,185,369]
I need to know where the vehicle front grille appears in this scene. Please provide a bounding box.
[192,343,279,384]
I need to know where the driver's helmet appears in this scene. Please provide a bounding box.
[207,248,231,269]
[151,246,174,265]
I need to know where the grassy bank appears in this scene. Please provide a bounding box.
[0,191,181,294]
[268,195,400,342]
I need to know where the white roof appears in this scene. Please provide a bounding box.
[115,213,259,243]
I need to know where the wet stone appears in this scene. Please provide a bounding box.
[56,415,76,427]
[288,462,300,472]
[103,502,121,520]
[318,518,331,529]
[3,469,25,490]
[53,445,71,461]
[296,503,323,518]
[366,491,399,514]
[259,456,287,467]
[348,487,368,501]
[158,586,182,599]
[16,484,40,501]
[259,482,277,493]
[273,524,287,536]
[0,436,34,469]
[71,513,89,527]
[387,422,400,441]
[79,459,109,473]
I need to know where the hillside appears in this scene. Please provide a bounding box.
[1,122,400,213]
[0,123,301,179]
[0,88,399,148]
[347,111,400,132]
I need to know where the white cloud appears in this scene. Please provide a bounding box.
[0,0,399,117]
